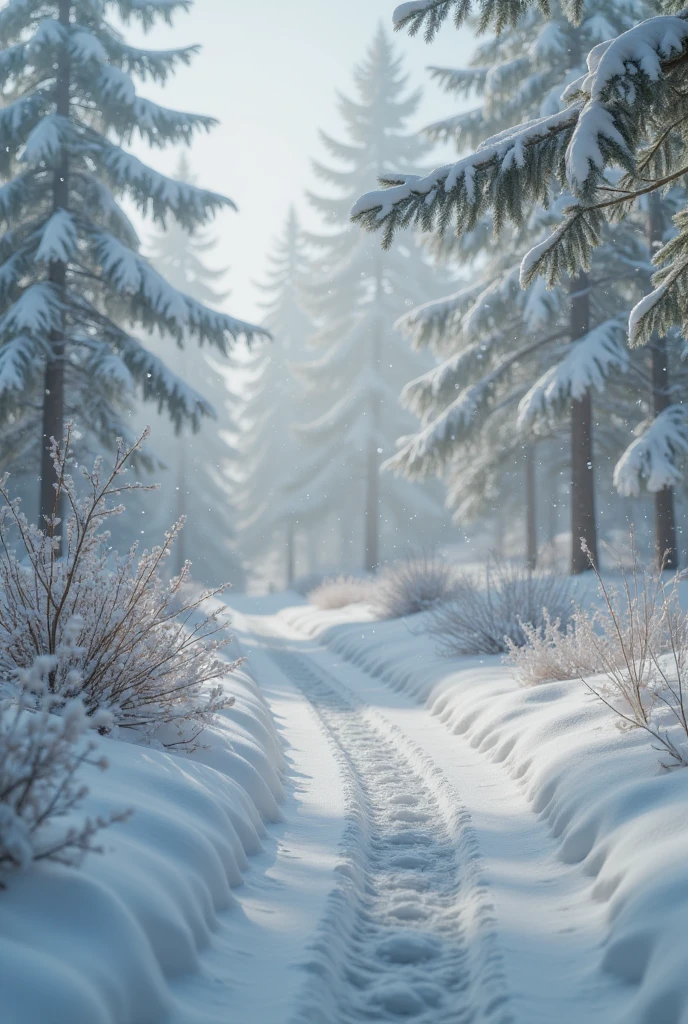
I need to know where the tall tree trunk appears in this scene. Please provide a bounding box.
[648,193,678,569]
[364,262,383,573]
[364,431,380,573]
[547,467,558,548]
[286,519,295,587]
[306,527,318,574]
[570,273,597,573]
[525,445,537,570]
[39,0,71,540]
[175,436,186,575]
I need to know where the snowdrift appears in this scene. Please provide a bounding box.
[0,660,285,1024]
[281,601,688,1024]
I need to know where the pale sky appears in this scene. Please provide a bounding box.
[127,0,475,322]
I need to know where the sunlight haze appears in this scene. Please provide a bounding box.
[128,0,473,321]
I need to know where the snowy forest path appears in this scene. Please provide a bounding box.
[233,605,629,1024]
[261,637,510,1024]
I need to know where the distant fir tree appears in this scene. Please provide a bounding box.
[123,153,244,588]
[0,0,265,538]
[378,1,649,572]
[232,207,314,587]
[355,0,688,568]
[298,26,450,573]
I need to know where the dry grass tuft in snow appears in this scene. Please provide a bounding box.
[373,552,463,619]
[0,653,126,886]
[426,559,575,656]
[505,610,615,685]
[509,540,688,769]
[0,426,239,750]
[308,574,375,610]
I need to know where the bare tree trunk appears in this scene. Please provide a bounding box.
[306,527,318,574]
[570,273,597,574]
[525,445,537,570]
[648,193,678,569]
[175,436,186,575]
[39,0,71,543]
[286,519,295,587]
[364,432,380,572]
[364,261,383,574]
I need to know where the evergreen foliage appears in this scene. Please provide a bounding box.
[298,26,450,572]
[376,1,651,569]
[356,3,688,357]
[0,0,266,525]
[119,154,245,587]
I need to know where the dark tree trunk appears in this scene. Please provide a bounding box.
[525,445,537,570]
[175,436,186,575]
[286,519,295,587]
[364,432,380,573]
[570,273,597,573]
[39,0,71,541]
[364,261,383,574]
[648,193,678,569]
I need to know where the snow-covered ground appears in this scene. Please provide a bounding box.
[5,592,688,1023]
[263,596,688,1024]
[0,632,345,1024]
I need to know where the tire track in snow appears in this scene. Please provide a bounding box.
[264,641,513,1024]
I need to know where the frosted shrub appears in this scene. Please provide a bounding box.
[308,575,375,610]
[373,553,462,619]
[509,541,688,769]
[505,610,620,685]
[426,559,575,656]
[0,427,237,749]
[0,656,125,886]
[577,544,688,769]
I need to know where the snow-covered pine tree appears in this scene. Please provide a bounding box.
[355,4,688,538]
[0,0,266,537]
[612,191,688,567]
[121,152,244,586]
[231,207,314,588]
[376,1,648,572]
[296,26,450,573]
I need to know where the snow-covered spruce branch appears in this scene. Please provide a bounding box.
[392,0,557,39]
[0,425,239,749]
[351,103,582,250]
[353,12,688,344]
[614,404,688,497]
[385,333,563,478]
[517,317,628,428]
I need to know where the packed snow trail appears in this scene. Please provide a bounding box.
[255,638,512,1024]
[232,603,631,1024]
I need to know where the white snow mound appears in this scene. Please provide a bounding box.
[0,661,285,1024]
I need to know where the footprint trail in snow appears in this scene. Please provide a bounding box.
[266,643,512,1024]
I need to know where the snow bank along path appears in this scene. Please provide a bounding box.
[0,636,346,1024]
[249,599,688,1024]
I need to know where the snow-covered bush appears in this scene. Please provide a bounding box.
[308,575,375,610]
[0,656,124,886]
[509,542,688,768]
[425,560,575,656]
[0,427,237,749]
[372,553,462,619]
[505,610,621,686]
